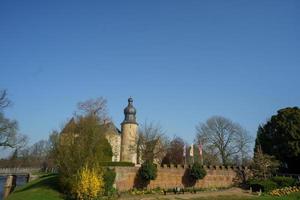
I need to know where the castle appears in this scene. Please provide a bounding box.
[104,97,139,164]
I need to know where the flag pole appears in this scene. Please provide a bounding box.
[183,144,186,166]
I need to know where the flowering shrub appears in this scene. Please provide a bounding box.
[71,165,104,200]
[270,186,300,196]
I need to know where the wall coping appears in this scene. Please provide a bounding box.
[158,164,248,170]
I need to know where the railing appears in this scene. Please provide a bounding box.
[276,173,300,180]
[0,168,41,175]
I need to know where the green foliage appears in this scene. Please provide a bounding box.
[103,168,116,196]
[271,176,297,188]
[249,179,278,192]
[99,161,135,167]
[249,176,297,194]
[56,114,113,192]
[7,174,63,200]
[139,161,157,181]
[190,162,207,180]
[255,107,300,173]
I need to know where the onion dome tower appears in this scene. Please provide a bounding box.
[120,97,138,164]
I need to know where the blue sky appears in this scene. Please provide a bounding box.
[0,1,299,148]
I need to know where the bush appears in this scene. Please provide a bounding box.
[190,162,206,180]
[56,115,113,192]
[139,161,157,181]
[71,165,104,200]
[249,179,278,192]
[103,168,116,196]
[271,176,297,188]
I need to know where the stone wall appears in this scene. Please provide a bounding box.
[115,165,246,191]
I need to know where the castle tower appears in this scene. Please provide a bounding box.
[120,97,138,164]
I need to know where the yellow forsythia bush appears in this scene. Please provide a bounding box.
[270,186,300,197]
[71,165,104,200]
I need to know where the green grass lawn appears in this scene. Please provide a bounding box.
[7,174,64,200]
[6,175,300,200]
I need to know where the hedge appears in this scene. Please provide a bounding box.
[271,176,297,188]
[249,179,278,192]
[99,162,135,167]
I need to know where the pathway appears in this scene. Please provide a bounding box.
[119,187,255,200]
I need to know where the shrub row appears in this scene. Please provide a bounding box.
[249,179,277,192]
[99,161,135,167]
[249,176,297,192]
[271,176,297,188]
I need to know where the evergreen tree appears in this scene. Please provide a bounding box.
[255,107,300,173]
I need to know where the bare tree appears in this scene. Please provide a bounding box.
[236,129,253,165]
[0,113,18,148]
[162,136,185,165]
[30,140,51,159]
[0,90,10,109]
[201,145,221,166]
[195,116,252,165]
[0,90,27,148]
[137,122,169,164]
[77,97,109,121]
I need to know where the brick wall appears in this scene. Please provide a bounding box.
[115,165,245,191]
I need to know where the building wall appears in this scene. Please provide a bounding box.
[105,132,121,162]
[120,123,138,164]
[115,165,244,191]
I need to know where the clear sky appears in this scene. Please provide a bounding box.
[0,1,299,148]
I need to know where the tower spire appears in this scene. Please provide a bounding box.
[122,97,137,124]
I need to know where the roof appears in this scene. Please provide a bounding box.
[100,122,121,135]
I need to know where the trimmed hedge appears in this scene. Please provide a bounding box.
[271,176,297,188]
[249,177,297,193]
[99,161,135,167]
[249,179,278,192]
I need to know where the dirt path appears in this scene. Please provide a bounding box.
[119,187,255,200]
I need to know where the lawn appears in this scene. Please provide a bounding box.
[6,175,300,200]
[7,174,64,200]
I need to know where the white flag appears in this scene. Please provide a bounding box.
[190,144,194,156]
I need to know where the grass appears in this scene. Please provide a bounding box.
[6,175,300,200]
[7,174,64,200]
